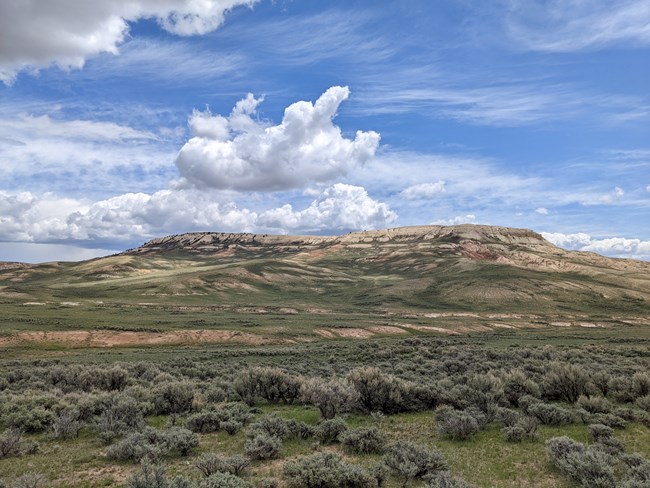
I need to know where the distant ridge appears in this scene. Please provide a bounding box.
[2,224,649,314]
[127,224,551,255]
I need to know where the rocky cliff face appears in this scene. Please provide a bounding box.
[127,224,553,255]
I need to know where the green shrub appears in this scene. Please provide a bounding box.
[11,473,46,488]
[427,472,476,488]
[636,395,650,412]
[165,427,199,456]
[51,408,82,440]
[283,452,373,488]
[300,378,359,419]
[195,453,250,477]
[154,382,195,415]
[186,411,222,433]
[581,412,627,429]
[347,367,406,414]
[546,436,616,488]
[543,363,592,403]
[234,367,301,405]
[383,441,448,487]
[339,427,387,454]
[435,408,479,440]
[127,459,169,488]
[502,416,538,442]
[244,433,281,460]
[576,395,611,414]
[0,428,23,458]
[221,420,242,436]
[94,394,147,443]
[6,407,54,433]
[503,369,541,406]
[527,402,575,426]
[106,427,196,462]
[316,417,348,444]
[200,473,252,488]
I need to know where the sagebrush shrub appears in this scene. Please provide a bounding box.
[543,363,592,403]
[300,378,359,419]
[283,452,373,488]
[527,402,575,426]
[636,395,650,412]
[502,416,538,442]
[106,426,197,462]
[51,408,82,440]
[435,407,480,440]
[316,417,348,443]
[383,441,448,486]
[154,382,195,415]
[6,407,54,434]
[576,395,611,414]
[165,427,199,456]
[195,453,250,477]
[0,428,23,458]
[244,433,281,460]
[11,473,46,488]
[339,426,387,454]
[234,367,301,406]
[127,459,169,488]
[347,367,406,414]
[503,369,541,407]
[426,471,476,488]
[200,473,252,488]
[546,436,617,488]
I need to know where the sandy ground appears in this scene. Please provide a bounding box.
[0,329,273,347]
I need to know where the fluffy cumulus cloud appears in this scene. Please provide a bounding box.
[400,181,446,199]
[0,184,396,247]
[174,87,381,191]
[535,207,549,215]
[258,183,396,232]
[0,0,257,84]
[542,232,650,259]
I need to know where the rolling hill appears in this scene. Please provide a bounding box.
[1,224,649,314]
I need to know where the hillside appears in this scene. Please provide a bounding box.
[1,224,649,315]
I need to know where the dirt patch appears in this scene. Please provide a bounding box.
[2,329,274,348]
[58,465,132,486]
[551,321,572,327]
[314,329,336,338]
[367,325,408,335]
[315,328,375,339]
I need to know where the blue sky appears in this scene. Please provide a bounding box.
[0,0,649,262]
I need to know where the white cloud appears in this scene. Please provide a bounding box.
[174,87,381,191]
[647,184,650,192]
[431,214,477,226]
[0,0,257,84]
[542,231,650,260]
[0,184,395,248]
[506,0,650,52]
[535,207,549,215]
[400,181,446,200]
[541,232,592,249]
[0,114,156,142]
[592,186,625,205]
[258,183,396,232]
[0,113,176,194]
